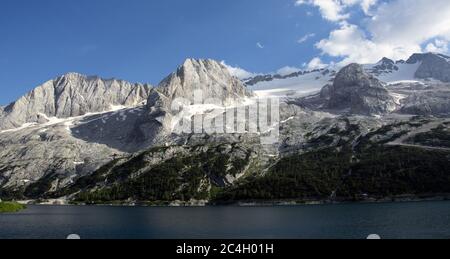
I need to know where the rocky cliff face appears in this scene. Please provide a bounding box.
[0,73,151,130]
[370,57,399,76]
[0,122,117,190]
[327,64,397,115]
[149,59,252,109]
[407,53,450,82]
[400,91,450,115]
[146,59,253,135]
[0,59,256,193]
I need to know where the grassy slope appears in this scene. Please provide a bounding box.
[0,201,26,213]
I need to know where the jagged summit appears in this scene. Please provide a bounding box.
[406,52,450,64]
[405,52,450,82]
[0,73,152,130]
[331,64,382,89]
[327,63,397,115]
[378,57,395,64]
[143,58,256,141]
[370,57,399,76]
[56,72,118,82]
[149,58,252,108]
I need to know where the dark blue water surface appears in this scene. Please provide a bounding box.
[1,201,449,239]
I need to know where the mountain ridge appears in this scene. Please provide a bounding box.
[1,54,450,203]
[0,73,152,130]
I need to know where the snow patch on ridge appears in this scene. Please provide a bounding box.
[376,62,422,83]
[169,97,256,133]
[0,123,38,133]
[390,92,408,106]
[248,71,332,98]
[0,104,145,135]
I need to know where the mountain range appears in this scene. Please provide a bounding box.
[1,53,450,205]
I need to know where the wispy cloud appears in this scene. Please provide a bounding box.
[305,57,328,70]
[425,39,449,53]
[256,42,264,49]
[297,33,316,44]
[295,0,378,22]
[221,61,257,79]
[276,66,301,76]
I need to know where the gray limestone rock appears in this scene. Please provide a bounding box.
[151,59,252,108]
[328,64,397,115]
[0,73,151,130]
[407,53,450,82]
[400,91,450,115]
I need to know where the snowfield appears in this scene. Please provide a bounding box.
[248,70,332,98]
[375,62,422,84]
[0,104,146,135]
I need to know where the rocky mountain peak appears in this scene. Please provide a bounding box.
[333,63,378,86]
[370,57,399,76]
[0,73,152,130]
[149,59,252,109]
[406,52,450,82]
[58,72,86,80]
[379,57,395,64]
[327,63,397,115]
[406,52,450,64]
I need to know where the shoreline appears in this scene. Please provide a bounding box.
[15,193,450,208]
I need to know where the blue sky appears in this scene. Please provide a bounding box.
[1,0,450,105]
[0,0,335,105]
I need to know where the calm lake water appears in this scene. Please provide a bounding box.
[1,201,450,239]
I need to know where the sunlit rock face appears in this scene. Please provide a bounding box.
[0,72,151,130]
[148,58,252,109]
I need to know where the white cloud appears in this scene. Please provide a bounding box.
[425,39,449,53]
[315,22,418,65]
[359,0,378,14]
[221,61,256,79]
[276,66,301,76]
[306,57,328,69]
[302,0,450,65]
[298,33,316,44]
[296,0,348,22]
[295,0,378,21]
[256,42,264,49]
[368,0,450,45]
